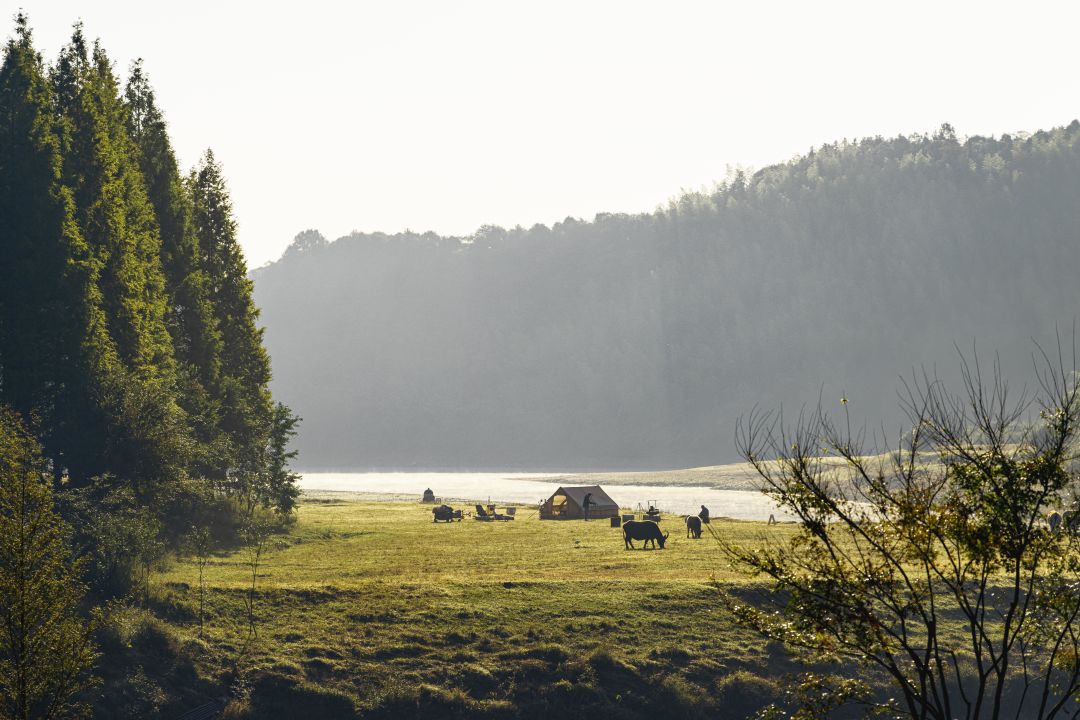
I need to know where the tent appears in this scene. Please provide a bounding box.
[539,485,620,520]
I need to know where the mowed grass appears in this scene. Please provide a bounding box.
[142,499,804,719]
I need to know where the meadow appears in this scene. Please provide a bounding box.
[115,497,810,719]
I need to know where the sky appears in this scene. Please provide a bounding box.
[8,0,1080,267]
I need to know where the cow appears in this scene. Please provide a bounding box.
[623,520,668,550]
[685,515,702,539]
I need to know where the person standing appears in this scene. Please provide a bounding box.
[583,492,593,521]
[698,505,710,524]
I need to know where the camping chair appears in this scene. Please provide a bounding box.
[474,504,493,521]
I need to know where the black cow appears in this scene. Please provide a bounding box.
[623,520,668,550]
[685,515,702,539]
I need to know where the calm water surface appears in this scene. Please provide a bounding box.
[300,472,795,521]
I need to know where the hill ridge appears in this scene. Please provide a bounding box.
[253,121,1080,469]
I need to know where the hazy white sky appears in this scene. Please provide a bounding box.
[9,1,1080,266]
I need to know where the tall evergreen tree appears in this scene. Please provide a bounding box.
[52,27,176,386]
[0,15,116,482]
[3,16,299,518]
[48,26,189,491]
[124,61,224,477]
[191,151,273,483]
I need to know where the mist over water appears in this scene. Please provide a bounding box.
[300,472,795,520]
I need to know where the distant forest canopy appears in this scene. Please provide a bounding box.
[254,122,1080,471]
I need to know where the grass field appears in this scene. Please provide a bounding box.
[104,497,811,719]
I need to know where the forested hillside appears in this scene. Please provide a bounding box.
[254,122,1080,470]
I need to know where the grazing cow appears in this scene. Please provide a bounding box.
[623,520,668,550]
[685,515,702,539]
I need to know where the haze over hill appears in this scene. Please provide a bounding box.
[253,123,1080,470]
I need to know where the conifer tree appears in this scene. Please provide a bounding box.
[265,402,301,514]
[191,150,273,483]
[3,17,300,517]
[124,61,224,477]
[0,406,98,720]
[0,15,116,482]
[47,25,189,492]
[52,28,177,385]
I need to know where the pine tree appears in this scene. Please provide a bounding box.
[0,406,98,720]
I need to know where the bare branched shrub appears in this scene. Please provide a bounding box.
[724,341,1080,719]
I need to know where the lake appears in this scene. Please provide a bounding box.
[300,472,796,521]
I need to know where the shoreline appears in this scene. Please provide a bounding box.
[299,462,767,493]
[297,491,793,524]
[296,466,792,519]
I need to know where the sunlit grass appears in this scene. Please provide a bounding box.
[149,498,802,717]
[158,499,797,590]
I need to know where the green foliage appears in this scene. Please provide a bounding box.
[187,151,301,517]
[727,347,1080,719]
[125,60,225,480]
[52,28,176,388]
[262,403,301,515]
[0,15,300,561]
[190,151,276,489]
[754,673,880,720]
[0,15,115,484]
[59,482,166,599]
[0,406,98,720]
[0,18,302,717]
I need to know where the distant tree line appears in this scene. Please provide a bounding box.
[255,122,1080,470]
[0,11,298,617]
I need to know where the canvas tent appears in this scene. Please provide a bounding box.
[539,485,619,520]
